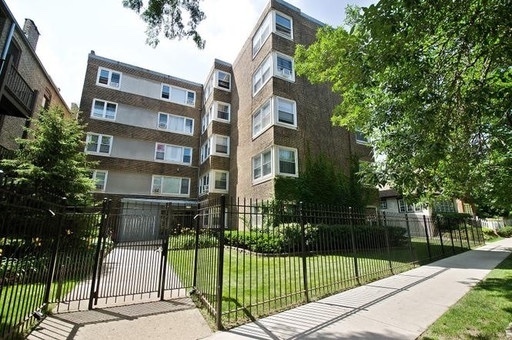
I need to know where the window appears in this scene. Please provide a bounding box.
[161,83,196,106]
[158,113,194,135]
[92,170,108,191]
[92,99,117,120]
[253,150,272,181]
[275,12,292,38]
[152,176,190,196]
[253,97,296,137]
[276,97,296,126]
[380,199,388,210]
[86,133,112,155]
[202,105,213,133]
[252,11,293,57]
[199,173,210,195]
[204,76,213,101]
[217,71,231,90]
[200,139,210,163]
[213,171,228,191]
[253,100,272,136]
[278,147,297,176]
[155,143,192,164]
[42,89,51,110]
[253,55,272,95]
[215,135,229,155]
[97,68,121,88]
[397,199,414,213]
[216,102,230,121]
[276,53,294,79]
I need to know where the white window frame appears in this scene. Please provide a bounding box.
[274,11,293,39]
[252,10,293,57]
[274,52,295,81]
[96,67,121,89]
[212,170,229,193]
[157,112,194,135]
[277,146,298,177]
[275,96,296,127]
[92,170,108,191]
[202,105,213,133]
[91,98,117,120]
[200,139,210,164]
[216,70,231,91]
[213,135,230,156]
[199,173,210,195]
[154,143,192,165]
[160,83,196,107]
[355,130,370,144]
[252,99,272,137]
[215,101,231,122]
[252,146,298,184]
[85,133,112,155]
[151,175,190,196]
[253,97,297,138]
[253,55,273,95]
[204,75,213,102]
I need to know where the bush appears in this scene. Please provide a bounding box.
[496,226,512,238]
[482,227,498,240]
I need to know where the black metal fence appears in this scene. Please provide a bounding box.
[193,197,484,329]
[0,184,485,337]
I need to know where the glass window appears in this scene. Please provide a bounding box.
[253,100,272,136]
[157,113,194,135]
[380,199,388,210]
[152,176,190,196]
[161,83,196,106]
[253,150,272,181]
[216,102,230,121]
[214,171,228,191]
[97,68,121,88]
[199,173,210,194]
[155,143,192,164]
[276,97,295,125]
[252,13,271,56]
[253,56,272,95]
[217,71,231,90]
[275,12,292,37]
[278,147,297,175]
[215,135,229,155]
[276,55,293,78]
[92,170,108,191]
[92,99,117,120]
[86,133,112,155]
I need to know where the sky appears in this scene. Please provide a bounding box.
[6,0,377,108]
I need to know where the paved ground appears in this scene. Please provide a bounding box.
[28,238,512,340]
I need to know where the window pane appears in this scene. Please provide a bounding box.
[110,72,120,86]
[217,103,230,120]
[183,148,191,163]
[187,91,195,105]
[162,85,170,99]
[215,172,227,190]
[185,119,193,133]
[253,157,262,179]
[171,87,186,104]
[87,135,99,152]
[158,114,167,129]
[180,178,190,194]
[99,69,109,84]
[262,151,272,176]
[162,177,180,194]
[93,100,104,117]
[279,149,296,174]
[99,136,111,153]
[276,14,291,35]
[217,71,230,89]
[152,177,161,193]
[105,103,116,119]
[277,57,292,72]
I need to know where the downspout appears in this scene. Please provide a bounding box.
[0,22,16,75]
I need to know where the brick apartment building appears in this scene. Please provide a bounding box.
[0,0,70,157]
[80,0,372,214]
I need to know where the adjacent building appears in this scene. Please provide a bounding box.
[79,0,372,214]
[0,0,70,158]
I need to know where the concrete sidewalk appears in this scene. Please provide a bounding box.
[28,238,512,340]
[207,238,512,340]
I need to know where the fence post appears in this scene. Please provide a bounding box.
[382,212,393,275]
[43,197,66,308]
[192,203,201,289]
[463,219,471,249]
[404,213,414,263]
[349,207,360,284]
[423,215,432,262]
[437,215,445,255]
[448,225,455,254]
[159,204,171,300]
[88,198,109,310]
[299,202,309,302]
[215,196,226,330]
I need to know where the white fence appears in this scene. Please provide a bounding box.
[477,218,512,230]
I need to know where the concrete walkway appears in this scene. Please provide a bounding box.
[28,238,512,340]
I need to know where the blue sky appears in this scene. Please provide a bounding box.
[6,0,377,108]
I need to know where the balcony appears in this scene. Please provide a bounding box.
[0,58,36,119]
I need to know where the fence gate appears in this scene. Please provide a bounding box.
[54,200,197,311]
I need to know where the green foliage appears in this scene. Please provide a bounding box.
[496,226,512,238]
[481,227,499,241]
[0,106,97,204]
[274,152,375,208]
[433,212,472,231]
[295,0,512,212]
[170,233,217,250]
[224,223,407,254]
[122,0,205,48]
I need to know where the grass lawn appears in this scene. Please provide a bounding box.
[168,234,481,328]
[418,251,512,339]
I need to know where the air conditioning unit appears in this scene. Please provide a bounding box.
[110,81,119,88]
[158,123,167,129]
[281,68,291,77]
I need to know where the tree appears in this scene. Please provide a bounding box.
[123,0,206,49]
[0,106,97,204]
[295,0,512,213]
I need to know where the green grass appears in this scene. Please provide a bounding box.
[419,252,512,340]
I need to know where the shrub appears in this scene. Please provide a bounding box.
[482,227,498,240]
[496,226,512,238]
